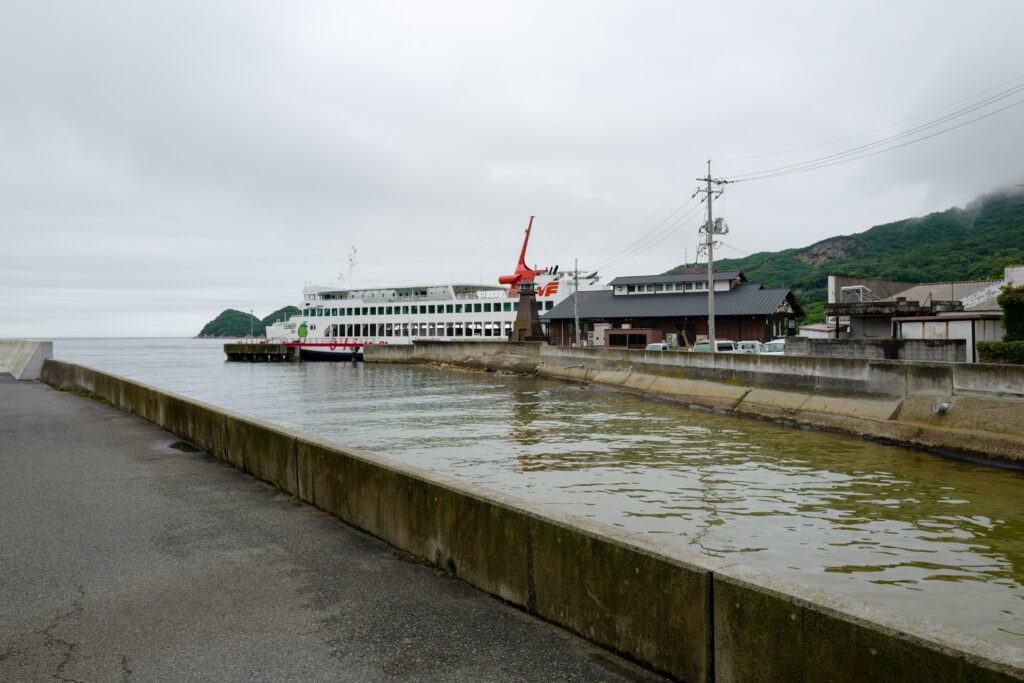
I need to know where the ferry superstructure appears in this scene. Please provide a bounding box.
[264,218,598,359]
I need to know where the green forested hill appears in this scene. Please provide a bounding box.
[666,190,1024,322]
[197,306,301,338]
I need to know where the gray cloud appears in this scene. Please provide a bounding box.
[2,1,1023,337]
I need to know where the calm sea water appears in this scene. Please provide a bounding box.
[54,338,1024,649]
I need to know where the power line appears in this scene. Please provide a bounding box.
[724,80,1024,183]
[590,200,706,273]
[717,72,1024,164]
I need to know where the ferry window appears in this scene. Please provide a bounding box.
[446,304,453,313]
[331,308,337,315]
[455,304,463,313]
[503,302,511,312]
[369,323,377,336]
[513,302,519,311]
[483,303,491,312]
[361,307,368,315]
[428,305,436,314]
[402,323,409,336]
[454,324,463,336]
[545,301,553,310]
[384,306,391,315]
[402,306,409,314]
[474,303,482,313]
[317,308,323,316]
[536,302,542,311]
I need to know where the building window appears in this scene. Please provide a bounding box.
[627,285,636,293]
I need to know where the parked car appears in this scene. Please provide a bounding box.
[691,340,737,353]
[645,342,670,351]
[761,338,786,355]
[736,340,761,354]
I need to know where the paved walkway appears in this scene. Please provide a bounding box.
[0,376,662,682]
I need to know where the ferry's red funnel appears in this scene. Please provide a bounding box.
[499,216,548,297]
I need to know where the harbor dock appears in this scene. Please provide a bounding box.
[29,357,1024,681]
[223,341,299,362]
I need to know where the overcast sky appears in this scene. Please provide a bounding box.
[3,1,1023,337]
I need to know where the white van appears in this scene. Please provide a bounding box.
[691,340,737,353]
[736,340,761,354]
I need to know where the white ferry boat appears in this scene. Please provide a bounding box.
[264,218,599,360]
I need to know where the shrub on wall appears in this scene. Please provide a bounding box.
[977,341,1024,364]
[997,283,1024,342]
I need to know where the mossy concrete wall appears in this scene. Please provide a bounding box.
[364,340,542,373]
[39,359,1024,681]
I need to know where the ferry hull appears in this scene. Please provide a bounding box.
[292,344,363,361]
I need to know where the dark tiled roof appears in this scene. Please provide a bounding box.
[543,284,802,320]
[608,271,743,286]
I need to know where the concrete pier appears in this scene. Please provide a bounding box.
[0,375,659,682]
[223,341,299,362]
[0,339,52,379]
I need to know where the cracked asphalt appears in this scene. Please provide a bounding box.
[0,377,665,682]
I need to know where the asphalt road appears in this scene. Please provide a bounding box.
[0,376,663,682]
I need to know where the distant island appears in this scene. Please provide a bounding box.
[196,306,300,338]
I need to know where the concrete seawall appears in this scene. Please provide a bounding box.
[40,358,1024,681]
[364,342,1024,464]
[0,340,52,380]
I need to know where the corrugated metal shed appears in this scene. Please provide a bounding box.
[543,284,802,320]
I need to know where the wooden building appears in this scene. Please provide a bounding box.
[542,271,803,348]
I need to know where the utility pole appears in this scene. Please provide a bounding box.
[695,160,728,350]
[573,258,581,346]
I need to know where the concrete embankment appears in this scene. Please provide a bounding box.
[0,339,52,380]
[40,358,1024,682]
[366,342,1024,465]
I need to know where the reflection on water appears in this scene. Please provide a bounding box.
[55,338,1024,648]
